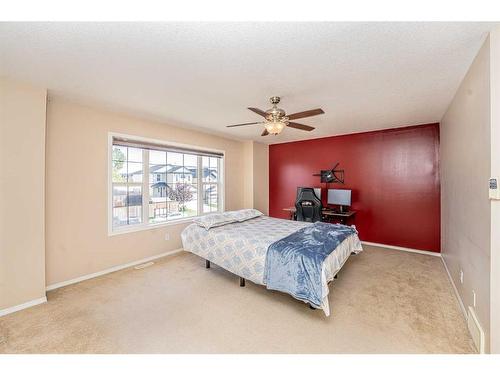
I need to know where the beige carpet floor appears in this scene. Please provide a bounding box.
[0,245,474,354]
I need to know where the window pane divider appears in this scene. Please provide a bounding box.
[142,148,150,225]
[197,155,203,215]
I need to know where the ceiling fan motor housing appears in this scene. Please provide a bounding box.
[266,96,286,120]
[266,107,286,120]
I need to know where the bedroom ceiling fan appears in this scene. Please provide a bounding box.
[227,96,325,136]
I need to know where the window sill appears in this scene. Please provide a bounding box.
[108,213,218,237]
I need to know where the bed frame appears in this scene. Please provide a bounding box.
[205,259,246,287]
[203,258,341,310]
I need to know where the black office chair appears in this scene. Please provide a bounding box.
[295,188,322,222]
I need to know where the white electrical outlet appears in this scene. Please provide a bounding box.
[164,233,170,241]
[460,269,464,284]
[473,290,476,307]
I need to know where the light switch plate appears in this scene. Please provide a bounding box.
[490,177,499,199]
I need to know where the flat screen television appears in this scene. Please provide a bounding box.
[320,170,334,183]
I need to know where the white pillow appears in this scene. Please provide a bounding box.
[193,213,236,230]
[193,209,264,230]
[227,209,264,222]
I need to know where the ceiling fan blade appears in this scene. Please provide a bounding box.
[287,122,315,131]
[261,129,269,136]
[248,107,268,117]
[287,108,324,120]
[226,122,262,128]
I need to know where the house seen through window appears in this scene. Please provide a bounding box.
[111,137,223,231]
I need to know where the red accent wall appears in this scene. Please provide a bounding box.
[269,123,441,252]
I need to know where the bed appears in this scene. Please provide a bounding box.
[181,212,362,316]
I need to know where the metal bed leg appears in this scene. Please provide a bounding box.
[205,260,210,269]
[334,274,338,279]
[239,277,246,287]
[309,304,316,310]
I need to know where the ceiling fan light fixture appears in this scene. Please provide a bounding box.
[265,120,286,135]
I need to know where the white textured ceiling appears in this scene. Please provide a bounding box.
[0,22,496,144]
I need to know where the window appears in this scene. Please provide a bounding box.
[110,135,224,233]
[111,146,144,227]
[202,156,220,213]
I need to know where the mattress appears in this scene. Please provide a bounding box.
[181,215,363,315]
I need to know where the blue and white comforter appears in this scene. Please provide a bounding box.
[181,216,363,316]
[264,222,357,308]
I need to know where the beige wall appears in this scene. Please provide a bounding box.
[252,141,269,215]
[243,141,254,209]
[242,140,269,214]
[45,97,246,286]
[0,77,47,310]
[490,28,500,354]
[440,38,491,352]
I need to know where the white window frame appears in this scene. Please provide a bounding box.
[108,132,225,236]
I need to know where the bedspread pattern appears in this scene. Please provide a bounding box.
[181,216,310,285]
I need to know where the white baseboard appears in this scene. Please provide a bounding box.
[441,255,467,320]
[361,241,441,257]
[46,248,184,292]
[0,296,47,317]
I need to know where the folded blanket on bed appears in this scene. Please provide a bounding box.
[263,222,357,307]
